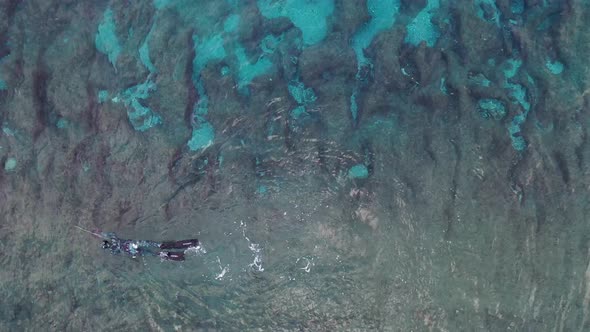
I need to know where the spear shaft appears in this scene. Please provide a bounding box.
[74,225,106,239]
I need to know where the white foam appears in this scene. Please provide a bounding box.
[242,225,264,272]
[215,256,229,280]
[185,245,206,255]
[297,257,313,273]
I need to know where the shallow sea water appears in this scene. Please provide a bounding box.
[2,0,590,331]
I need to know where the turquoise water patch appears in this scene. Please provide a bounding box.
[503,59,531,111]
[503,58,522,79]
[4,157,16,171]
[191,33,226,116]
[193,34,227,78]
[235,46,273,90]
[139,24,157,74]
[545,59,564,74]
[290,105,307,119]
[2,126,14,136]
[502,57,530,110]
[508,114,527,151]
[194,94,209,117]
[350,0,400,122]
[188,121,215,151]
[348,164,369,179]
[261,34,282,54]
[139,42,157,73]
[116,79,162,132]
[469,73,491,87]
[221,66,231,76]
[477,99,506,120]
[56,118,69,129]
[500,56,532,151]
[256,185,268,195]
[288,79,316,105]
[120,80,155,103]
[193,79,209,117]
[511,0,524,14]
[95,8,121,69]
[224,14,240,33]
[439,77,447,94]
[257,0,334,46]
[404,0,440,47]
[475,0,501,26]
[288,79,316,121]
[350,90,359,121]
[153,0,173,9]
[129,107,162,132]
[98,90,109,103]
[189,33,229,151]
[537,13,557,31]
[352,0,401,67]
[233,35,285,92]
[0,53,7,90]
[504,82,530,111]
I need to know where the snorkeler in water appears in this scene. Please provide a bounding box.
[75,226,198,261]
[100,232,198,261]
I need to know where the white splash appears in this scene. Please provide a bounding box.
[297,257,313,273]
[185,244,206,255]
[215,256,229,280]
[242,223,264,272]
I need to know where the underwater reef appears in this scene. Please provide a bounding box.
[1,0,590,330]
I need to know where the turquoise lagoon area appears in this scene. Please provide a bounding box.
[1,0,590,330]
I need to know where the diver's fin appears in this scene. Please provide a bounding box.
[161,251,185,261]
[160,239,199,249]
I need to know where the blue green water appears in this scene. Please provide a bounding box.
[1,0,590,330]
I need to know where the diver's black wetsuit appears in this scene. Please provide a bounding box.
[101,232,198,261]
